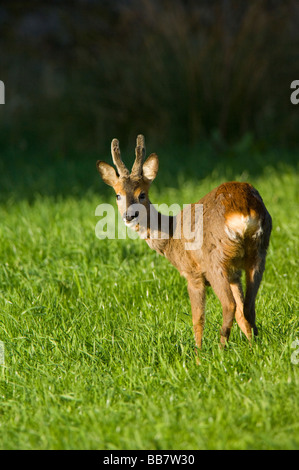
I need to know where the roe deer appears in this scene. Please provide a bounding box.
[96,135,272,350]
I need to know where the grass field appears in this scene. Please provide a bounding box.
[0,140,298,449]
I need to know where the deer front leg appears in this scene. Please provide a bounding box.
[187,281,206,351]
[244,257,266,337]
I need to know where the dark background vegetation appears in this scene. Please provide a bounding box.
[0,0,298,198]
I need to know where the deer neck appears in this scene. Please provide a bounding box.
[137,201,175,255]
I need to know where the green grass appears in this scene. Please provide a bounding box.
[0,142,298,449]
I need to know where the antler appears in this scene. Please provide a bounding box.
[111,138,130,177]
[131,134,146,178]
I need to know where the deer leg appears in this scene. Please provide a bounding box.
[187,281,206,350]
[244,256,266,336]
[230,277,253,341]
[209,275,236,347]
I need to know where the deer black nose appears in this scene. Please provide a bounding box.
[125,211,139,222]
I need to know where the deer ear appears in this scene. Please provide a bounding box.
[96,161,119,187]
[142,153,159,183]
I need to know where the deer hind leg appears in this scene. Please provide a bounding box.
[208,275,236,347]
[229,274,253,341]
[244,255,266,336]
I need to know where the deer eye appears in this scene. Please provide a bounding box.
[116,194,121,201]
[139,192,146,201]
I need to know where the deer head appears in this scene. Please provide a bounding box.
[96,135,159,232]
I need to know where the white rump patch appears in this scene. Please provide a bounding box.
[225,213,263,240]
